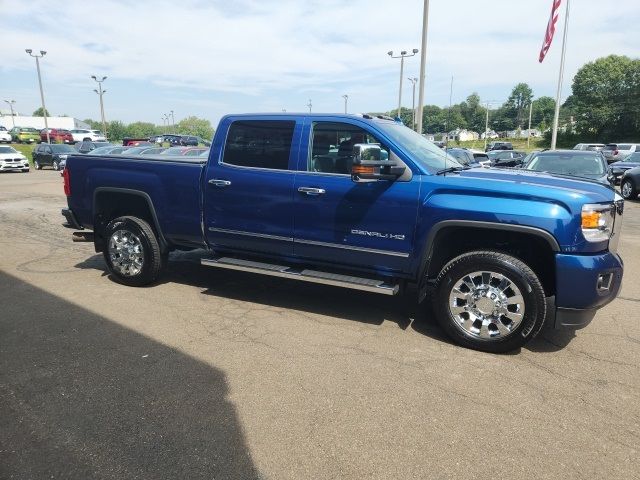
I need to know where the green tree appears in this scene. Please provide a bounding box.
[33,107,50,117]
[125,122,160,139]
[176,116,215,141]
[82,118,103,130]
[531,96,555,131]
[569,55,640,138]
[505,83,533,127]
[459,93,485,133]
[106,120,126,142]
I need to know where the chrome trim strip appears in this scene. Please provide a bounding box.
[294,238,410,258]
[201,258,399,295]
[208,227,293,242]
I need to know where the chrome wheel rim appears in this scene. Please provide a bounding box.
[621,181,632,198]
[448,270,525,340]
[108,230,144,277]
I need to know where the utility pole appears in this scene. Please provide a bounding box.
[91,75,108,137]
[551,0,570,150]
[388,49,418,120]
[416,0,430,135]
[307,99,312,113]
[342,94,348,114]
[527,101,534,149]
[170,110,175,133]
[4,100,16,128]
[25,49,50,144]
[484,102,490,151]
[408,77,417,130]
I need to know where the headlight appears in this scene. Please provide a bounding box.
[581,203,615,242]
[58,155,68,159]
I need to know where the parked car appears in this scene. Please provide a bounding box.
[9,127,40,144]
[573,143,605,151]
[32,143,77,170]
[485,141,513,152]
[70,129,106,143]
[86,146,129,156]
[40,128,74,144]
[445,148,484,168]
[0,129,11,143]
[609,152,640,185]
[620,166,640,200]
[139,147,166,155]
[522,150,613,186]
[199,149,211,156]
[122,138,151,146]
[602,143,640,164]
[149,135,165,144]
[487,150,526,167]
[0,145,30,172]
[62,113,624,353]
[121,146,156,155]
[160,146,208,156]
[75,141,114,154]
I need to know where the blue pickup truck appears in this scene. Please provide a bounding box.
[62,114,624,352]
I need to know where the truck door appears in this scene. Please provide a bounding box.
[293,119,420,272]
[203,118,302,256]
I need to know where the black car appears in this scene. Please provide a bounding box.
[522,150,613,186]
[445,148,485,167]
[487,150,526,167]
[609,152,640,185]
[32,143,77,170]
[76,141,114,154]
[485,141,513,152]
[620,166,640,200]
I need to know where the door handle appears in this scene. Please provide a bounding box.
[209,179,231,187]
[297,187,326,195]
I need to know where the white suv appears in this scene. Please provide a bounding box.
[70,129,107,143]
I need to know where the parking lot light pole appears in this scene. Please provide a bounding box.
[527,101,533,149]
[484,103,490,150]
[407,77,417,130]
[342,94,348,114]
[26,49,50,144]
[163,114,170,134]
[91,76,107,138]
[388,49,418,120]
[170,110,175,133]
[4,100,16,128]
[307,99,312,113]
[416,0,430,135]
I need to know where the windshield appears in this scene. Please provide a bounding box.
[623,152,640,162]
[88,146,116,155]
[21,128,39,133]
[524,153,605,177]
[0,146,18,154]
[160,147,186,155]
[50,144,77,153]
[375,122,461,172]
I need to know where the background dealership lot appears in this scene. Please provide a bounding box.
[0,169,638,479]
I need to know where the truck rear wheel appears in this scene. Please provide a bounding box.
[103,216,163,286]
[433,251,546,353]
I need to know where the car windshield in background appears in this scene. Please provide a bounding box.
[623,153,640,162]
[603,145,617,151]
[375,122,461,173]
[160,147,186,155]
[0,146,19,154]
[524,152,605,177]
[50,144,77,153]
[88,146,118,155]
[21,128,39,133]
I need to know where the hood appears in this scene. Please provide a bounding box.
[611,161,640,170]
[452,167,615,204]
[0,153,26,160]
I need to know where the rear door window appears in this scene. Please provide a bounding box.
[222,120,295,170]
[618,144,632,150]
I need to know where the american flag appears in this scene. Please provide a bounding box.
[539,0,562,62]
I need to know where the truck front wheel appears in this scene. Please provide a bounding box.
[103,216,163,286]
[433,251,546,353]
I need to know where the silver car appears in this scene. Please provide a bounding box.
[602,143,640,164]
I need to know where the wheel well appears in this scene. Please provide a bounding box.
[93,191,165,252]
[426,226,556,295]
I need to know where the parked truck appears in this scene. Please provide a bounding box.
[62,114,624,352]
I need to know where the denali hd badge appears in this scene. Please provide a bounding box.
[351,229,405,240]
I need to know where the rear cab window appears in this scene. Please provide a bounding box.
[222,120,296,170]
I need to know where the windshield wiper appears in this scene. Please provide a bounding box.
[435,166,470,175]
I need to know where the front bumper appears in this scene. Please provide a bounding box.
[0,162,29,170]
[554,251,623,329]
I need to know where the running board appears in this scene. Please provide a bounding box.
[200,256,399,295]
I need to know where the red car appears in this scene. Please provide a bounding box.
[40,128,74,144]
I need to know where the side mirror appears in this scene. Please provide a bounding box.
[350,144,405,182]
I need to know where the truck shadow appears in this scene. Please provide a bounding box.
[75,251,456,347]
[0,269,261,480]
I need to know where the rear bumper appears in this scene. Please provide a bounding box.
[61,208,83,230]
[554,251,623,329]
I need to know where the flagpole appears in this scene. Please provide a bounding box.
[550,0,570,150]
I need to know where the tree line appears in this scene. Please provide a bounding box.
[81,116,215,142]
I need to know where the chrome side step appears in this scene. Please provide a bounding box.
[200,256,399,295]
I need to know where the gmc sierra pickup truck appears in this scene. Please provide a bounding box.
[62,114,624,352]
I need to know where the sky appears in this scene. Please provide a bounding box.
[0,0,638,127]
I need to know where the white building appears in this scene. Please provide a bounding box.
[447,128,479,141]
[0,115,90,131]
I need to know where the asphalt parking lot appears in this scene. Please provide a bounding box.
[1,170,639,480]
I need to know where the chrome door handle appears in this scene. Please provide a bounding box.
[209,179,231,187]
[298,187,326,195]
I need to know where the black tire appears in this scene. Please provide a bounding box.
[34,160,41,170]
[433,250,546,353]
[52,160,59,171]
[621,178,637,200]
[103,216,163,286]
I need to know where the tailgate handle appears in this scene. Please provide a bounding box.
[209,179,231,187]
[298,187,326,195]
